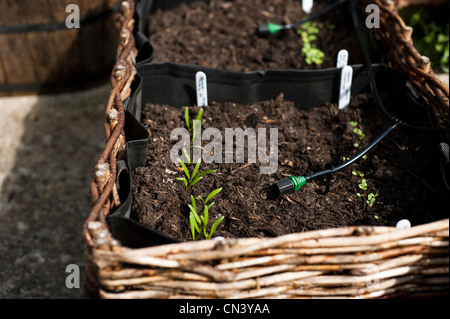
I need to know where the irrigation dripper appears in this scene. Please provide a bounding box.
[257,0,348,36]
[271,122,399,198]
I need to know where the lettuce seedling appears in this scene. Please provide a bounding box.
[367,192,379,207]
[296,21,325,65]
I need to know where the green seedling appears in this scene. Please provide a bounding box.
[349,121,365,149]
[353,171,379,207]
[184,106,204,132]
[198,187,222,208]
[353,128,365,140]
[188,189,224,240]
[181,147,193,165]
[408,7,449,73]
[185,107,205,146]
[350,121,365,140]
[367,192,379,207]
[176,156,216,189]
[352,170,364,178]
[358,178,368,191]
[296,22,325,66]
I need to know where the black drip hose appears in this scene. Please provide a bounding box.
[305,121,399,182]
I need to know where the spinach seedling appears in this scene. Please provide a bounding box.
[188,189,224,240]
[184,106,204,132]
[185,107,205,146]
[176,157,216,189]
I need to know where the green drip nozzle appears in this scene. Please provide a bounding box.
[289,176,306,192]
[273,176,306,197]
[267,22,282,34]
[257,22,282,36]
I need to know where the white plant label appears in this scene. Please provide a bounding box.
[196,71,208,107]
[396,219,411,229]
[302,0,313,14]
[338,65,353,110]
[336,49,348,68]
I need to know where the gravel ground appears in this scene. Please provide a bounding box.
[0,74,447,299]
[0,83,109,299]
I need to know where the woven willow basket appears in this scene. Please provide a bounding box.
[83,0,449,299]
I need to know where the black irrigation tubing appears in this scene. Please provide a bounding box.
[273,122,399,197]
[271,0,449,198]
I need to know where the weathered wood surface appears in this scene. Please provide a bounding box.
[0,0,120,94]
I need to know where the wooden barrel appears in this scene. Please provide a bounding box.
[0,0,121,95]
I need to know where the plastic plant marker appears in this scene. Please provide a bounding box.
[336,49,348,68]
[302,0,313,14]
[338,65,353,110]
[196,71,208,107]
[396,219,411,229]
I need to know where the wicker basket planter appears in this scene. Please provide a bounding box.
[83,0,449,299]
[85,219,449,299]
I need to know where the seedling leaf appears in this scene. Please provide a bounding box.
[207,216,224,239]
[202,205,209,237]
[195,108,204,122]
[176,177,188,188]
[191,159,201,181]
[190,195,196,212]
[184,107,191,131]
[189,176,203,188]
[189,214,200,240]
[182,147,191,165]
[188,204,201,225]
[197,169,216,178]
[204,188,222,205]
[177,158,190,180]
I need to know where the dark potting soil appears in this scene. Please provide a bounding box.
[147,0,364,71]
[131,93,448,242]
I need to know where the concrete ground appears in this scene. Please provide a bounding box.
[0,73,448,299]
[0,83,110,299]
